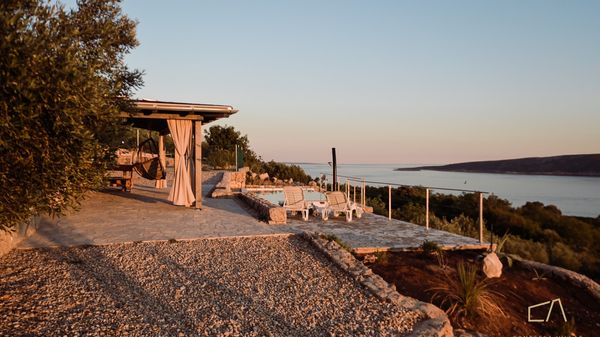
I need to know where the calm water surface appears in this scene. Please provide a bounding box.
[293,163,600,218]
[255,191,326,206]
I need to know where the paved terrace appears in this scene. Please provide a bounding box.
[284,213,484,253]
[18,171,484,251]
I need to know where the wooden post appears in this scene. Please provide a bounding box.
[388,185,392,220]
[479,192,484,243]
[353,184,356,204]
[155,135,167,189]
[426,188,430,230]
[194,121,202,209]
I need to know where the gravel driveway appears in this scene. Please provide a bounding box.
[0,235,421,336]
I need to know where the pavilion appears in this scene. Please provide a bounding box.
[119,99,238,209]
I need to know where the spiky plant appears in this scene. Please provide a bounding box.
[429,261,505,321]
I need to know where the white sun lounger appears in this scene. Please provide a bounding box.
[283,186,310,221]
[325,191,363,222]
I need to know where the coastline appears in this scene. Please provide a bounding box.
[394,153,600,177]
[394,167,600,178]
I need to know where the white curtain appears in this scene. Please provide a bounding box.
[167,119,195,206]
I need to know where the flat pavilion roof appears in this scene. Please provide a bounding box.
[119,99,238,132]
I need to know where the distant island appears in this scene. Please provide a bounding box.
[396,154,600,177]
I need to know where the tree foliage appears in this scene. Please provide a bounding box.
[0,0,142,231]
[203,125,312,183]
[364,185,600,280]
[203,125,259,169]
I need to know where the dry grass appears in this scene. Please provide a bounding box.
[428,261,506,324]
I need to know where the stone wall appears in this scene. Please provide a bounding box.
[514,257,600,303]
[0,216,39,257]
[302,232,454,337]
[228,171,246,189]
[211,171,247,198]
[238,192,287,225]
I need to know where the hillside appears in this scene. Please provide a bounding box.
[396,154,600,177]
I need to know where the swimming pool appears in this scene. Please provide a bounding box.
[253,190,326,206]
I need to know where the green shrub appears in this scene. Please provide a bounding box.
[449,214,479,238]
[367,196,387,215]
[259,161,311,184]
[550,242,582,271]
[0,0,142,232]
[504,236,550,264]
[206,148,235,169]
[421,240,442,255]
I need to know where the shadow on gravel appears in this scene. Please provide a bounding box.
[139,242,315,335]
[26,230,315,336]
[30,229,200,336]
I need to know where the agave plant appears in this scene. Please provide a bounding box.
[429,261,505,320]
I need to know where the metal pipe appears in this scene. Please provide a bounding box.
[426,188,430,230]
[346,178,349,200]
[388,185,392,220]
[322,173,489,194]
[362,178,366,208]
[479,192,484,243]
[332,148,337,192]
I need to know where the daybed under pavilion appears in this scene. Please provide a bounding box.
[119,99,238,208]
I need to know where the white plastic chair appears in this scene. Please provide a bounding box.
[325,191,363,222]
[283,186,309,221]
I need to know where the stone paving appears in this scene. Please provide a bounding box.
[18,172,286,249]
[283,213,485,253]
[17,171,485,252]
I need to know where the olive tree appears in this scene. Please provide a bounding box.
[0,0,143,231]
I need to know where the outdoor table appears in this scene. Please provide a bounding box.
[311,201,330,221]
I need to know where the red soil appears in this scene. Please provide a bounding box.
[362,250,599,337]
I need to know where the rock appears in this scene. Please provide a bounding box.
[258,173,269,181]
[483,252,503,278]
[267,207,286,225]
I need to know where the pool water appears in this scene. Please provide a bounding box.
[254,190,326,206]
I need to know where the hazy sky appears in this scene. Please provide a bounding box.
[114,0,599,164]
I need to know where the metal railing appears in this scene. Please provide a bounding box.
[319,173,489,243]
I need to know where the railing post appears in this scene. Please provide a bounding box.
[353,184,356,204]
[362,178,366,208]
[425,188,430,230]
[388,185,392,220]
[346,178,349,200]
[479,192,484,243]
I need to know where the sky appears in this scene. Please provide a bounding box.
[108,1,600,163]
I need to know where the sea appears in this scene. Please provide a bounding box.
[292,163,600,218]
